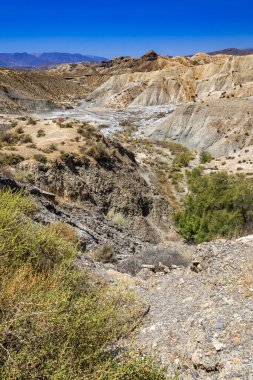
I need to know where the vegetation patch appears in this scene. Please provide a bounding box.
[0,190,167,379]
[37,129,46,137]
[200,150,213,164]
[0,152,24,166]
[33,153,47,163]
[174,168,253,243]
[0,130,33,145]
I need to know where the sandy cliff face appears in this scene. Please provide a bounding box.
[85,54,253,108]
[79,53,253,155]
[152,98,253,156]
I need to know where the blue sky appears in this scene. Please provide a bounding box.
[0,0,253,58]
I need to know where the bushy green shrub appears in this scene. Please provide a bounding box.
[60,122,73,128]
[0,190,167,379]
[174,168,253,243]
[107,210,127,226]
[172,150,193,168]
[20,134,33,143]
[200,150,213,164]
[0,152,24,166]
[86,142,111,161]
[37,129,46,137]
[33,153,47,163]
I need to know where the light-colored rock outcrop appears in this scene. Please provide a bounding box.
[152,98,253,156]
[85,54,253,108]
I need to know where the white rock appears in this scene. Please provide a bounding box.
[212,338,225,351]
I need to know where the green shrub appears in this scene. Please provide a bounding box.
[0,131,33,145]
[0,132,17,144]
[172,150,193,168]
[85,142,110,160]
[48,143,57,151]
[0,190,168,379]
[200,150,213,164]
[155,140,190,156]
[10,121,18,128]
[27,143,37,149]
[42,143,57,153]
[174,168,253,243]
[77,123,99,139]
[0,153,24,166]
[0,190,75,272]
[33,153,47,163]
[37,129,46,137]
[20,134,33,143]
[60,122,73,128]
[14,169,34,183]
[15,126,24,134]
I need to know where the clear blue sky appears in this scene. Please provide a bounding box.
[1,0,253,58]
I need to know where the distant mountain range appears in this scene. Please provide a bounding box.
[208,48,253,56]
[1,49,252,70]
[0,52,108,69]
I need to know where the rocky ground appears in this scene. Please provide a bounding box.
[138,239,253,379]
[102,240,253,380]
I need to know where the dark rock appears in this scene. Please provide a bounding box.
[0,174,21,191]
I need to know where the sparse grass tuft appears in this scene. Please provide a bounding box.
[107,210,127,226]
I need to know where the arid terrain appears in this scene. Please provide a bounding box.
[1,50,253,379]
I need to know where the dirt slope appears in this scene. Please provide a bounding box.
[0,68,88,113]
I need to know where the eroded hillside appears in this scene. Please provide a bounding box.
[0,68,88,112]
[1,50,253,379]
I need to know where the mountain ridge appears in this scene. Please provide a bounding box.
[0,52,108,69]
[208,47,253,56]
